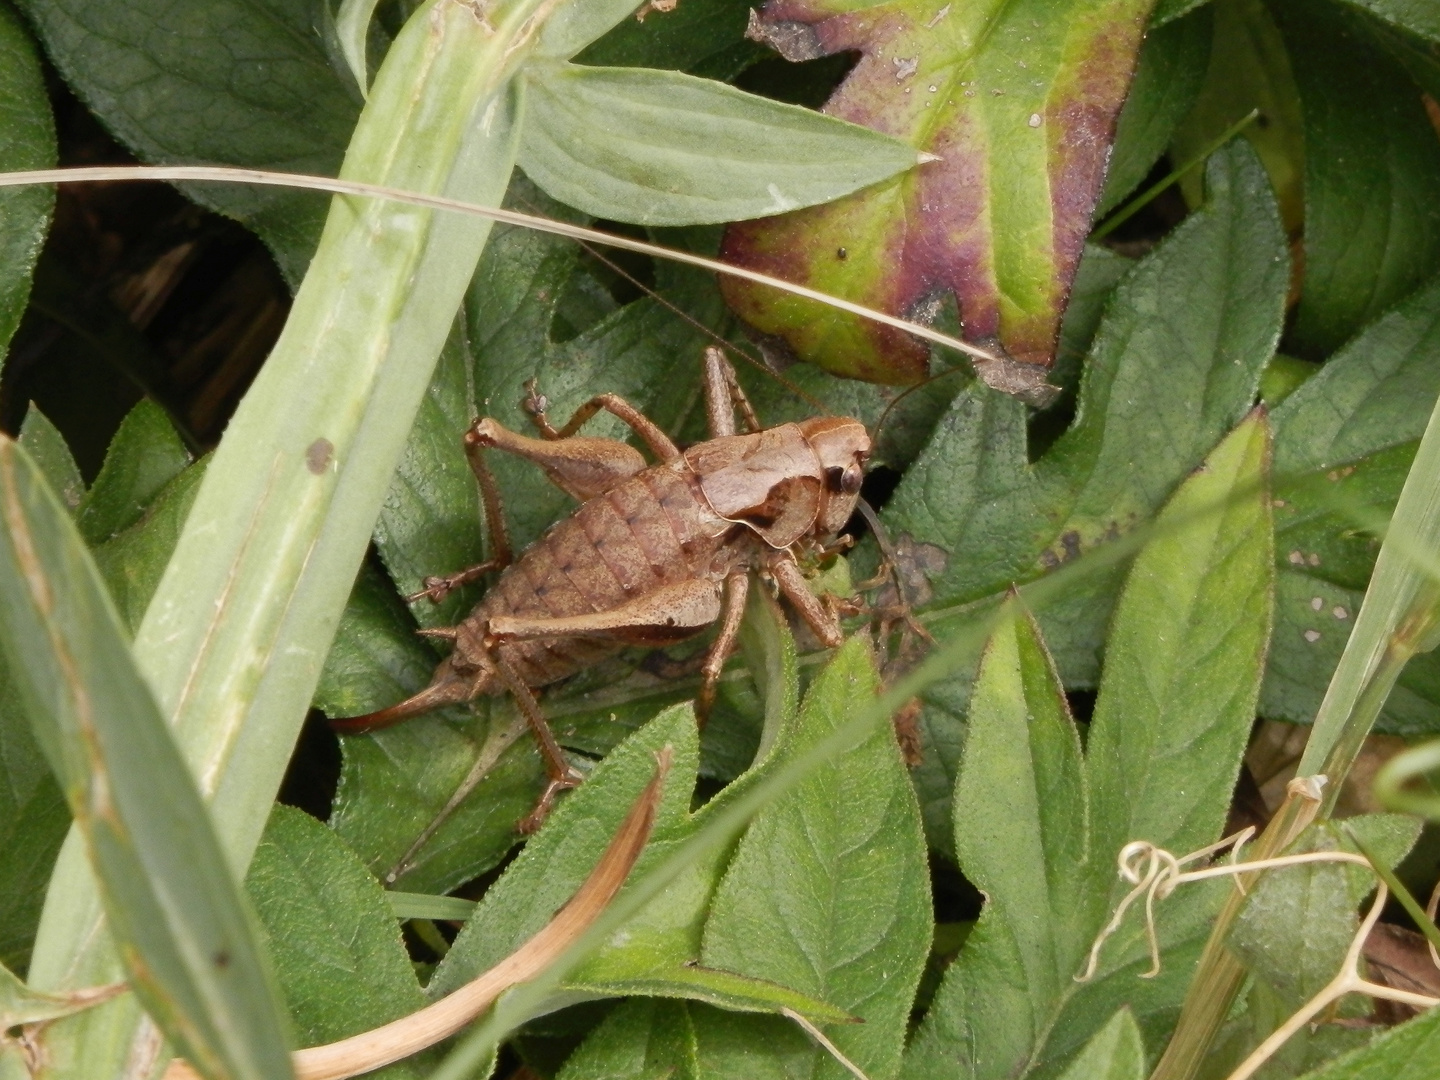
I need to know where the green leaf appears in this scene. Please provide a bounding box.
[246,806,426,1076]
[1333,0,1440,50]
[574,0,763,77]
[1,960,116,1028]
[26,4,533,1070]
[886,141,1286,850]
[565,966,853,1024]
[1274,0,1440,356]
[0,0,55,363]
[1096,8,1214,218]
[721,0,1154,386]
[907,604,1089,1080]
[0,435,293,1080]
[384,892,476,921]
[519,62,921,226]
[701,638,931,1080]
[556,998,813,1080]
[323,566,542,894]
[1169,0,1305,232]
[1291,1005,1440,1080]
[14,0,357,282]
[908,412,1274,1079]
[427,704,700,997]
[335,0,381,95]
[1054,1010,1147,1080]
[1266,273,1440,735]
[76,400,192,546]
[91,461,205,634]
[1087,411,1273,877]
[0,634,67,975]
[17,406,82,516]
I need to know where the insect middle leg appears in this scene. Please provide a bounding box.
[523,379,681,463]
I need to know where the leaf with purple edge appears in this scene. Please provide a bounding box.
[719,0,1153,390]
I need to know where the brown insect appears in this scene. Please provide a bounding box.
[331,347,871,832]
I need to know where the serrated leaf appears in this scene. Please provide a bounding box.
[0,436,293,1080]
[1096,8,1213,218]
[906,604,1089,1079]
[15,0,358,281]
[519,62,920,227]
[245,806,426,1077]
[0,1,55,363]
[17,406,82,516]
[77,400,192,546]
[701,638,930,1080]
[565,965,853,1024]
[720,0,1153,385]
[1274,0,1440,356]
[908,412,1273,1080]
[557,998,815,1080]
[885,142,1286,850]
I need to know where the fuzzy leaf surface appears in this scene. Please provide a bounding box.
[720,0,1153,384]
[701,638,930,1080]
[76,400,191,546]
[15,0,358,280]
[883,142,1286,848]
[908,412,1273,1079]
[0,0,54,363]
[246,805,426,1077]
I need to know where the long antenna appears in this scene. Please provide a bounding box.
[0,165,1003,365]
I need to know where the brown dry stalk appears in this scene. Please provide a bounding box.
[162,747,672,1080]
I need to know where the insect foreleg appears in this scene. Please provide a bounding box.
[768,553,845,648]
[523,380,681,463]
[696,570,749,725]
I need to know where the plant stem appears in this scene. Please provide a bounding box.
[1147,779,1323,1080]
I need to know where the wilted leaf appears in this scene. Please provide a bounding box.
[0,1,55,362]
[721,0,1153,387]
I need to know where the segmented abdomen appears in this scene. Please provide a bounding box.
[455,460,734,687]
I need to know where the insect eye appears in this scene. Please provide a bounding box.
[841,465,863,494]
